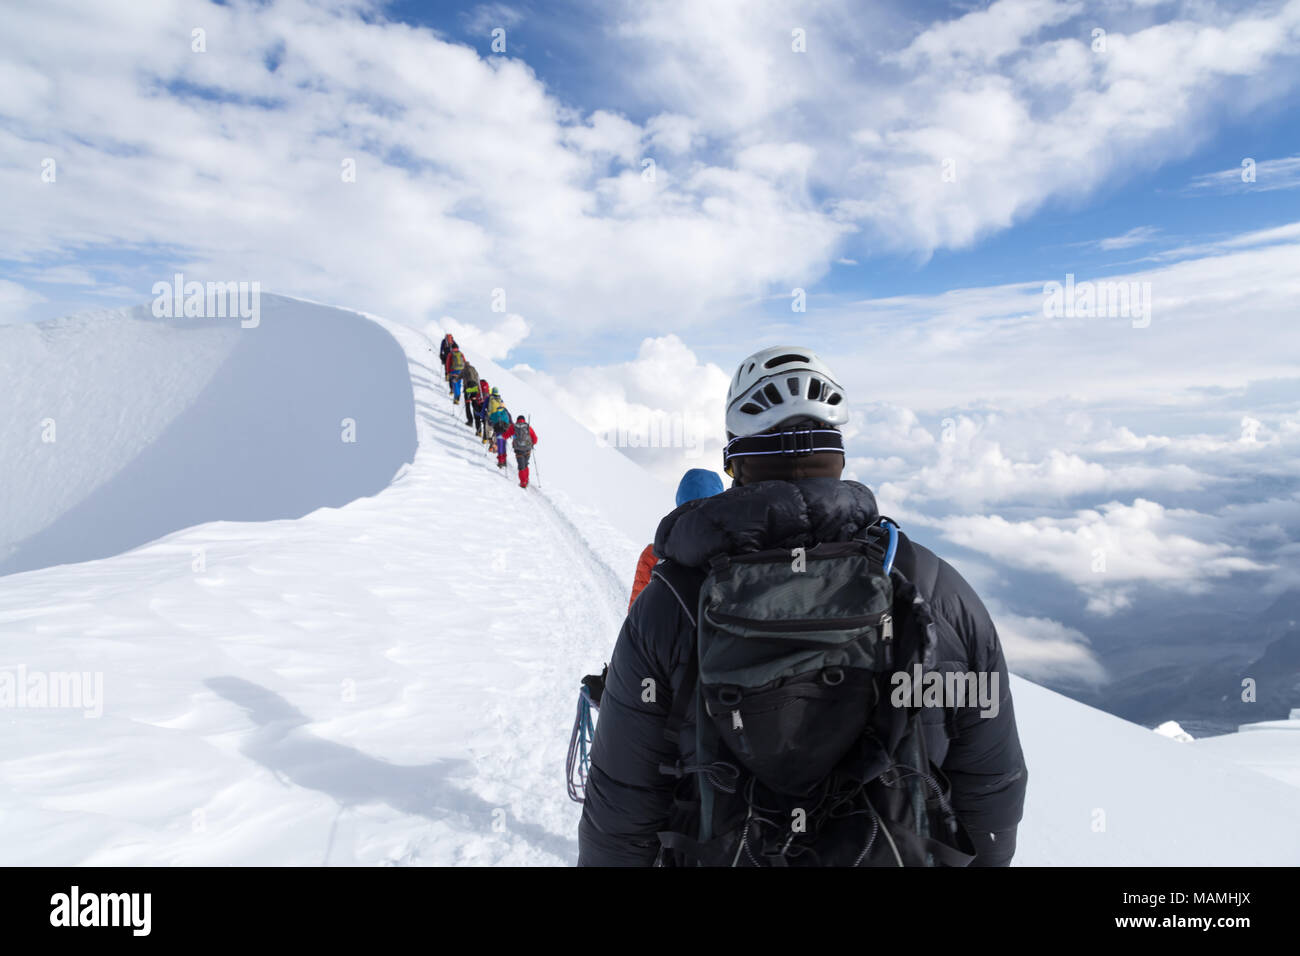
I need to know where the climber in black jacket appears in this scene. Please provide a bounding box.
[578,347,1028,866]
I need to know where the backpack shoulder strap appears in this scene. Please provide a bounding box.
[650,560,705,747]
[650,559,702,628]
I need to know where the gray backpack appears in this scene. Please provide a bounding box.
[654,520,977,867]
[512,421,533,454]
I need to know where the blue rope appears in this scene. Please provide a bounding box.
[566,686,597,803]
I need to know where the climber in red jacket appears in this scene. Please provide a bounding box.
[502,415,538,488]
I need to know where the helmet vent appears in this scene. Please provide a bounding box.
[827,391,843,406]
[807,377,822,399]
[763,383,784,405]
[787,377,800,396]
[764,353,809,369]
[739,402,763,415]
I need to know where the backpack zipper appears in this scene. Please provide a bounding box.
[730,708,751,754]
[708,609,889,632]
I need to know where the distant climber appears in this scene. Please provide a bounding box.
[502,414,538,488]
[495,428,509,470]
[472,378,490,438]
[462,362,481,426]
[627,468,724,611]
[446,345,466,403]
[439,334,457,381]
[487,387,511,456]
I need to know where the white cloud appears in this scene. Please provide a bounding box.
[1087,420,1286,455]
[853,0,1300,252]
[989,606,1107,686]
[939,499,1269,601]
[562,109,644,163]
[432,314,530,362]
[514,334,731,484]
[894,0,1084,70]
[20,266,97,286]
[0,279,45,321]
[863,411,1210,510]
[1139,220,1300,264]
[644,113,700,155]
[1093,225,1162,250]
[735,141,817,182]
[1084,589,1134,616]
[815,233,1300,411]
[461,3,526,35]
[1187,154,1300,193]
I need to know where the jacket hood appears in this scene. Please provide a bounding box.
[654,477,879,569]
[675,468,726,508]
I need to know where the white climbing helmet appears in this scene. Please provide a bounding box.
[725,346,848,437]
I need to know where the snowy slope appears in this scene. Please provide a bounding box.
[1196,713,1300,789]
[1,297,1297,866]
[1013,680,1300,864]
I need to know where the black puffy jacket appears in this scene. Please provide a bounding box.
[577,477,1028,866]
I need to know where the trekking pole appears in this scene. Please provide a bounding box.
[529,415,539,486]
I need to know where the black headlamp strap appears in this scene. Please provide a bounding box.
[724,427,844,467]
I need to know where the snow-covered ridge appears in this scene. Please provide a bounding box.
[1239,708,1300,732]
[1195,711,1300,789]
[0,296,418,578]
[0,297,1296,865]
